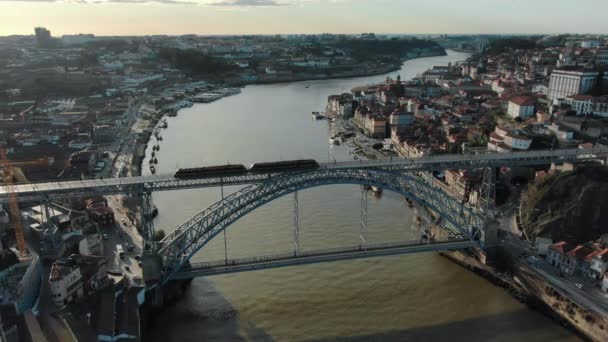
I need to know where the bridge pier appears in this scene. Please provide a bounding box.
[293,191,300,255]
[359,186,368,249]
[140,277,192,340]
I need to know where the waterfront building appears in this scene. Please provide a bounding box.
[548,68,599,100]
[326,93,354,118]
[548,242,597,276]
[588,250,608,279]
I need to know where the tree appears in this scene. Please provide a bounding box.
[468,134,488,148]
[158,48,236,76]
[153,229,166,241]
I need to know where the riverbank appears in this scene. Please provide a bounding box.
[247,51,447,86]
[132,50,448,177]
[441,249,605,341]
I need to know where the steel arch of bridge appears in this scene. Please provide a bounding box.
[157,167,486,283]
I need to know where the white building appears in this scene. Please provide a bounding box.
[507,96,536,119]
[504,132,532,150]
[49,262,83,307]
[326,93,354,118]
[488,126,532,152]
[581,40,600,48]
[388,110,414,126]
[563,94,594,115]
[588,251,608,279]
[548,69,599,100]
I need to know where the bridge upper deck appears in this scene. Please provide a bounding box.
[0,147,604,202]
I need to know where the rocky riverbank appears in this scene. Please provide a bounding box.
[441,249,605,341]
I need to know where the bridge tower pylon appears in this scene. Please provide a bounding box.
[478,167,496,214]
[139,188,156,253]
[477,167,499,251]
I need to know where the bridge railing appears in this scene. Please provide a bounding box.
[325,147,608,170]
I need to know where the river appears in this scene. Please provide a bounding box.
[144,50,580,341]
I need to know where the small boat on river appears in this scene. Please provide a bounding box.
[371,186,382,194]
[405,197,413,208]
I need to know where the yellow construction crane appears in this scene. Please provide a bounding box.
[0,151,50,259]
[0,147,27,259]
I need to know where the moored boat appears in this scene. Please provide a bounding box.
[371,186,382,194]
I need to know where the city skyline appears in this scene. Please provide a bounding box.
[1,0,608,36]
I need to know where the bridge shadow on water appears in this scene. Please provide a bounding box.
[146,277,274,342]
[145,278,579,342]
[310,309,578,342]
[145,274,581,342]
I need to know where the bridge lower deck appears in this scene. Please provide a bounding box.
[171,239,475,279]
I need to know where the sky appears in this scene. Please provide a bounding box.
[1,0,607,36]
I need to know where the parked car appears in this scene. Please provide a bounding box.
[102,233,109,240]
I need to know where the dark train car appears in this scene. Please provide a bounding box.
[249,159,319,173]
[174,164,247,178]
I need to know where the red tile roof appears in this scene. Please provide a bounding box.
[569,94,594,101]
[510,96,536,107]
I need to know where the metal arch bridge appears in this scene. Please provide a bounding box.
[0,147,604,283]
[0,147,604,203]
[155,168,486,283]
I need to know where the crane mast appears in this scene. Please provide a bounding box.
[0,148,27,259]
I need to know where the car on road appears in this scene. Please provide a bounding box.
[102,233,109,240]
[575,283,583,289]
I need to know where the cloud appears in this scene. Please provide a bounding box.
[208,0,285,6]
[106,0,197,3]
[0,0,197,3]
